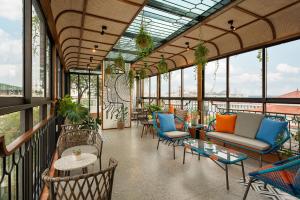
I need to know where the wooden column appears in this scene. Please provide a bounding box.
[197,64,204,123]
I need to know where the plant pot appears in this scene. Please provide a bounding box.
[72,152,82,161]
[117,121,125,129]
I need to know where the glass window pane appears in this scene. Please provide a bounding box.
[0,112,21,145]
[90,75,98,117]
[150,76,157,97]
[205,59,226,97]
[202,101,227,125]
[70,74,78,103]
[79,75,89,108]
[183,66,197,97]
[33,106,40,126]
[32,1,45,97]
[170,70,181,97]
[267,40,300,98]
[143,78,149,97]
[183,100,198,111]
[160,73,169,97]
[0,0,23,97]
[229,50,262,98]
[46,36,51,97]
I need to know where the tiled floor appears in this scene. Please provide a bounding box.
[101,125,265,200]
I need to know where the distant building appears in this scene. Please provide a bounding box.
[0,83,22,96]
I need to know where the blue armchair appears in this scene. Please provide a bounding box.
[243,155,300,199]
[152,112,191,159]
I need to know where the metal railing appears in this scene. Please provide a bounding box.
[0,116,57,200]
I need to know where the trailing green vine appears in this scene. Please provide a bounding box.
[158,55,168,80]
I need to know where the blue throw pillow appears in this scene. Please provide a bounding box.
[256,118,288,146]
[158,113,176,132]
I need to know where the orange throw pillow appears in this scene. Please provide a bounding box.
[215,114,237,134]
[169,104,175,114]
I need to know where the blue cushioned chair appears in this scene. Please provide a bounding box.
[152,112,191,159]
[243,155,300,199]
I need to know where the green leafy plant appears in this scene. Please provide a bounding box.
[81,115,102,130]
[137,68,147,80]
[114,53,125,71]
[116,105,128,122]
[158,56,168,80]
[57,95,89,124]
[135,26,153,51]
[144,104,162,113]
[127,69,135,89]
[194,42,209,71]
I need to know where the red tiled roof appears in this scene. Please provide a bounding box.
[278,89,300,98]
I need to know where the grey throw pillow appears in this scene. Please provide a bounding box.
[235,112,264,139]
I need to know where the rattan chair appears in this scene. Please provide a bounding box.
[60,124,83,134]
[57,129,103,169]
[42,158,118,200]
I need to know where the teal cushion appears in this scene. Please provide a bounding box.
[256,118,288,146]
[158,113,176,132]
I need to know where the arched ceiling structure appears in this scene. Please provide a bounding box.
[131,0,300,74]
[50,0,146,69]
[46,0,300,73]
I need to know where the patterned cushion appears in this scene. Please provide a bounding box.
[175,109,188,121]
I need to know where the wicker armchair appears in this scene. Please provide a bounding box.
[61,124,83,134]
[42,158,117,200]
[57,129,103,169]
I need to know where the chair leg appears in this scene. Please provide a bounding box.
[276,151,282,161]
[259,154,263,167]
[141,125,145,138]
[157,138,160,150]
[243,177,254,200]
[264,183,267,189]
[173,144,176,160]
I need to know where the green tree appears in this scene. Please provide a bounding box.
[70,75,97,103]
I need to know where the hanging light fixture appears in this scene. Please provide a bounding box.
[185,42,190,51]
[92,45,98,53]
[228,20,236,31]
[90,56,93,63]
[100,25,107,35]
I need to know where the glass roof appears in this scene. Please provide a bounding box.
[106,0,231,63]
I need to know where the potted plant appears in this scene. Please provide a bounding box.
[158,55,168,80]
[116,105,128,129]
[205,141,214,149]
[144,103,163,114]
[72,149,82,160]
[57,95,89,124]
[114,53,125,71]
[135,26,153,50]
[127,69,135,89]
[194,42,209,73]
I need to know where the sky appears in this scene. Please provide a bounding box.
[1,0,299,98]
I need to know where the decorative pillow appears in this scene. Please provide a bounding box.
[169,104,175,114]
[255,118,288,146]
[215,114,237,134]
[158,113,176,132]
[235,112,264,139]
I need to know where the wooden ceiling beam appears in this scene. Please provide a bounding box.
[64,51,104,61]
[55,10,129,25]
[77,0,88,69]
[60,37,113,50]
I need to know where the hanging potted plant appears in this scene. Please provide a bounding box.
[114,53,125,72]
[127,69,135,89]
[158,55,168,80]
[105,64,115,80]
[138,68,147,80]
[194,42,209,73]
[135,26,153,50]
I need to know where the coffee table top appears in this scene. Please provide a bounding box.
[54,153,97,171]
[183,139,247,164]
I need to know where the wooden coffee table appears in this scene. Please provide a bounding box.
[183,139,247,190]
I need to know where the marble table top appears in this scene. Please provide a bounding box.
[54,153,97,171]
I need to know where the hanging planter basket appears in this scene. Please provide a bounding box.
[114,53,125,72]
[135,26,153,50]
[194,42,209,72]
[127,69,135,89]
[158,56,168,80]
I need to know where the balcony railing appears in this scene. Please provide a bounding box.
[0,116,57,200]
